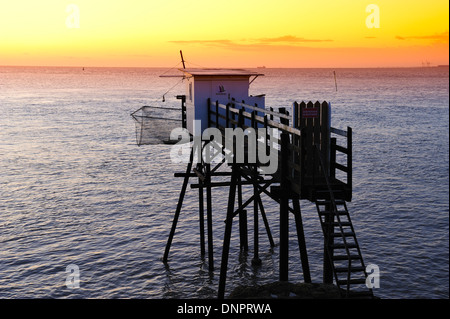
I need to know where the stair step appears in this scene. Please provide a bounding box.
[319,210,348,216]
[331,243,358,249]
[333,254,361,261]
[331,232,355,238]
[337,278,367,285]
[316,199,346,205]
[335,222,352,226]
[335,266,365,273]
[322,221,352,227]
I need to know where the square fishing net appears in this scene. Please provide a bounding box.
[131,106,183,145]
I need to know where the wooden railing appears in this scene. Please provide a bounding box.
[330,127,352,201]
[207,98,352,200]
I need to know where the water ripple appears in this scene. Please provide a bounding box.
[0,67,448,299]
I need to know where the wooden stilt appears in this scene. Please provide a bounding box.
[257,190,275,248]
[292,197,311,283]
[218,165,239,299]
[205,163,214,271]
[198,164,206,256]
[163,147,194,263]
[238,174,248,251]
[323,202,334,284]
[250,112,261,266]
[279,133,290,281]
[252,166,261,266]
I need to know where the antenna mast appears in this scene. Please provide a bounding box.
[333,71,338,92]
[180,50,186,69]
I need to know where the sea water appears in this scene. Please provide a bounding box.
[0,66,448,299]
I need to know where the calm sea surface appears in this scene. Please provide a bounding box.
[0,66,448,299]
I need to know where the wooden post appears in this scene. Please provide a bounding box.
[323,202,334,284]
[330,138,337,181]
[176,95,186,129]
[252,169,261,266]
[182,96,186,129]
[292,102,298,128]
[258,195,275,248]
[264,115,270,156]
[205,163,214,270]
[163,146,195,262]
[292,102,301,185]
[207,98,211,128]
[279,107,289,126]
[226,103,230,129]
[197,163,206,257]
[251,111,261,266]
[279,133,290,281]
[313,101,321,177]
[238,174,248,251]
[299,102,307,182]
[321,101,330,175]
[218,165,239,299]
[292,197,311,283]
[215,101,219,129]
[232,104,236,129]
[305,102,314,180]
[347,127,352,201]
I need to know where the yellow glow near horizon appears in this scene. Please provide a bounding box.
[0,0,448,67]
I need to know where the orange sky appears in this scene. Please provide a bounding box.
[0,0,448,68]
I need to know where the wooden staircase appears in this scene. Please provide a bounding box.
[311,142,373,299]
[315,196,374,298]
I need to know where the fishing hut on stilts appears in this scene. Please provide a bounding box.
[133,57,374,299]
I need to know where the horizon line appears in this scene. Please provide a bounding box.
[1,64,448,69]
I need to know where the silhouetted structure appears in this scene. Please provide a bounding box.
[154,68,373,299]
